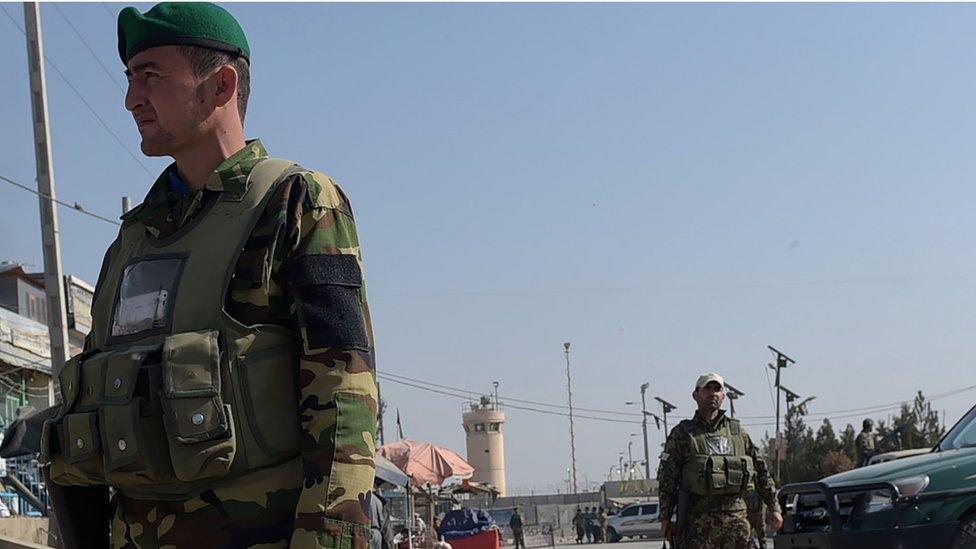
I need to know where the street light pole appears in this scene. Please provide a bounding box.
[655,397,677,439]
[725,382,745,419]
[640,382,651,480]
[768,346,796,480]
[628,440,634,479]
[564,343,579,493]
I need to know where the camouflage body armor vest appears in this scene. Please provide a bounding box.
[42,159,303,500]
[678,416,756,496]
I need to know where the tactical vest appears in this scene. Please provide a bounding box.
[678,417,756,496]
[42,159,304,500]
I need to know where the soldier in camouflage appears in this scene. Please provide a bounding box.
[657,373,782,549]
[855,419,877,467]
[39,3,377,548]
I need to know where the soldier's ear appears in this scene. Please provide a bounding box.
[211,65,238,109]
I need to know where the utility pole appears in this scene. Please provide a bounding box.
[24,2,69,405]
[563,342,578,493]
[655,396,677,439]
[640,382,651,480]
[627,440,634,480]
[767,345,796,480]
[376,381,385,446]
[725,382,745,419]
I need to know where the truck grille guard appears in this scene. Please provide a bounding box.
[777,480,976,535]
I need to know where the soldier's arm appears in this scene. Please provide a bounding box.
[656,425,688,520]
[745,432,781,514]
[285,172,378,549]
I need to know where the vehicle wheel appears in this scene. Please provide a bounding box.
[607,528,620,543]
[950,513,976,549]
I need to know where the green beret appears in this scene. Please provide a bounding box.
[118,2,249,65]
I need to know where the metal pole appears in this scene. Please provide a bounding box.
[23,2,69,405]
[627,441,634,480]
[640,383,650,480]
[775,365,781,480]
[376,381,385,446]
[563,342,578,493]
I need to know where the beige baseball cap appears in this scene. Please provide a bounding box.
[695,372,725,389]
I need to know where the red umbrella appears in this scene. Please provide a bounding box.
[378,439,474,487]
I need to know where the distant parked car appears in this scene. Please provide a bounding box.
[606,501,660,542]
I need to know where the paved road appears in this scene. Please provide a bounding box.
[551,540,667,549]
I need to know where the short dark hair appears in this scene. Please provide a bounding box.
[179,45,250,124]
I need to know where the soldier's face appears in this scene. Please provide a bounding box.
[125,46,213,157]
[693,381,725,411]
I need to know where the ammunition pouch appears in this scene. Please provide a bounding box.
[681,454,755,496]
[43,329,301,499]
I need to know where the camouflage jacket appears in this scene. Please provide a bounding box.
[97,140,377,547]
[656,410,780,518]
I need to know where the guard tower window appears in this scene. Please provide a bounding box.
[489,422,501,432]
[475,423,486,432]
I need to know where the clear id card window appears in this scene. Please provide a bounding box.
[111,257,185,337]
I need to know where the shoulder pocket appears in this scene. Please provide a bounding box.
[290,254,368,352]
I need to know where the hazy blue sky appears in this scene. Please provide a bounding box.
[3,3,976,493]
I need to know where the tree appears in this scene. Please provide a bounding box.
[812,420,839,477]
[780,401,816,484]
[839,424,857,465]
[822,450,854,476]
[879,391,944,452]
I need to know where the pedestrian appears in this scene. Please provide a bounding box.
[856,419,877,467]
[34,3,378,546]
[509,508,526,549]
[584,506,595,543]
[597,507,607,543]
[657,373,783,549]
[371,485,394,549]
[573,508,586,544]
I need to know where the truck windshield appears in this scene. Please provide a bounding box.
[939,405,976,452]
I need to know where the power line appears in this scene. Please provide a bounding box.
[0,3,154,177]
[379,370,641,417]
[100,3,116,21]
[0,174,120,226]
[52,4,124,92]
[378,369,976,430]
[376,374,642,425]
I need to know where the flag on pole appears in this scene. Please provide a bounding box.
[396,407,404,439]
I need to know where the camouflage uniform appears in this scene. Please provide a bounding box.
[744,491,767,549]
[93,140,377,548]
[657,410,780,549]
[855,429,876,467]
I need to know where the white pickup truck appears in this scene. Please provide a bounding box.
[606,500,661,542]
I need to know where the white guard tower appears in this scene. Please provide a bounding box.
[462,393,506,496]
